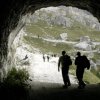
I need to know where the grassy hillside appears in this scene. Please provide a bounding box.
[23,36,74,54]
[24,20,100,42]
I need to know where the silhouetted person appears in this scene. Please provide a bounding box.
[43,54,45,62]
[47,55,50,62]
[54,54,56,57]
[75,52,90,89]
[58,51,72,88]
[38,35,39,38]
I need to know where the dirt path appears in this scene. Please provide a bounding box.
[28,54,77,84]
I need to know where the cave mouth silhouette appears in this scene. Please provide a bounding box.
[9,6,100,86]
[0,1,100,99]
[0,0,100,88]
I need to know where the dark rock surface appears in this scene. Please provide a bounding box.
[29,82,100,100]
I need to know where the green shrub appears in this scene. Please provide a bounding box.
[2,67,30,88]
[0,67,30,100]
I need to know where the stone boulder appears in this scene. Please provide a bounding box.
[80,36,91,43]
[74,36,95,51]
[74,41,92,51]
[60,33,68,40]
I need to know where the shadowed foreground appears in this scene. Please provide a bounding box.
[0,81,100,100]
[29,82,100,100]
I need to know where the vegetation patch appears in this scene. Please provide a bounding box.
[23,36,74,54]
[0,67,30,100]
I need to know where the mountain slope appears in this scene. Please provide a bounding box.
[24,6,100,42]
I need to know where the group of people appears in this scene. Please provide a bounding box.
[58,51,90,89]
[43,54,57,62]
[43,54,50,62]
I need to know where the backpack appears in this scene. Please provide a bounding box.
[82,55,90,69]
[62,55,72,66]
[86,59,90,69]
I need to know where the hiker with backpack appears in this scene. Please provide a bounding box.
[58,51,72,88]
[75,52,90,89]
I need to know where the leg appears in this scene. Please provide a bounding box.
[62,67,71,87]
[76,69,85,89]
[66,68,71,86]
[62,68,68,87]
[66,74,71,86]
[62,70,67,86]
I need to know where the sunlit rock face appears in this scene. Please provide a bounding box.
[0,0,100,71]
[74,36,95,51]
[32,6,100,30]
[80,36,91,43]
[74,41,92,51]
[60,33,68,40]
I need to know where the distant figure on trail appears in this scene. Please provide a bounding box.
[47,55,50,62]
[54,54,57,57]
[58,51,72,88]
[75,52,90,89]
[51,54,53,57]
[38,35,39,38]
[43,54,45,62]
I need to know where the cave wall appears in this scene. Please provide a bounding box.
[0,0,100,68]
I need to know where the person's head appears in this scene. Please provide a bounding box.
[77,52,81,56]
[62,51,66,56]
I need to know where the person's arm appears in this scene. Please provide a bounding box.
[58,57,61,72]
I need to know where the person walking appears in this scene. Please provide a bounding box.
[43,54,45,62]
[75,52,90,89]
[47,55,50,62]
[58,51,72,88]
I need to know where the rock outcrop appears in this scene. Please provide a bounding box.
[31,6,100,30]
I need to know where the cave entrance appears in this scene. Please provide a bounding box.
[8,6,100,85]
